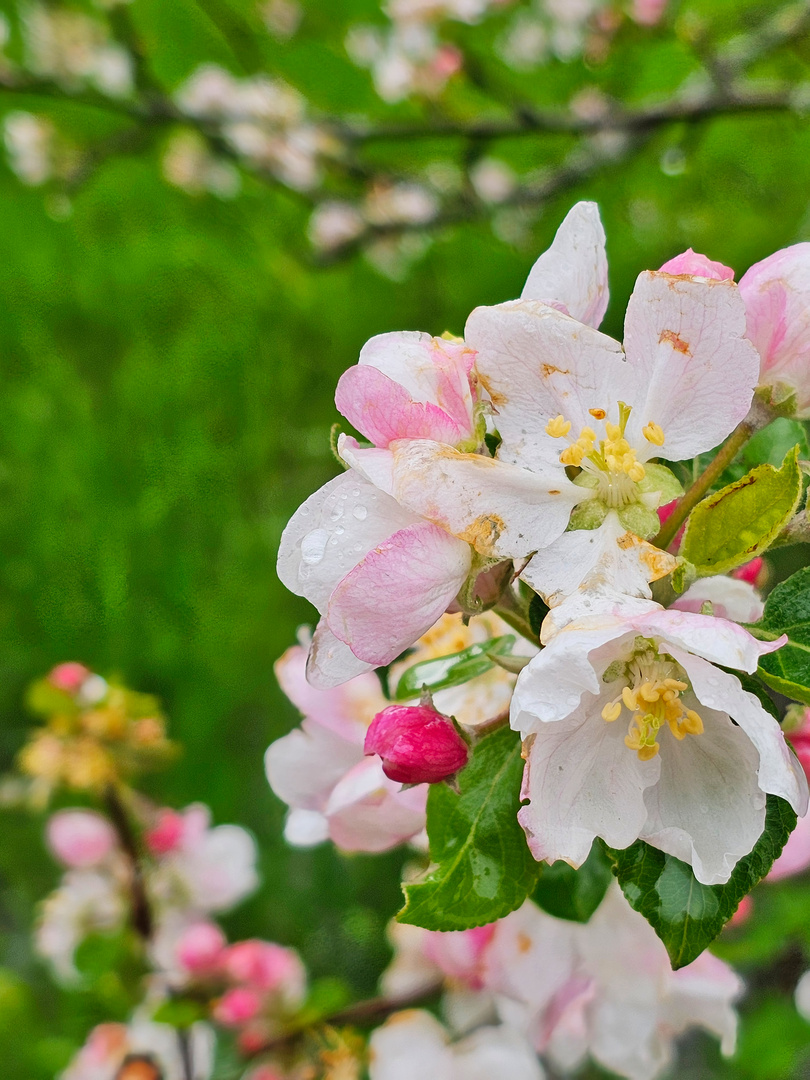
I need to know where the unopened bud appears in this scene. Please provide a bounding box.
[364,704,470,785]
[47,809,117,868]
[176,921,227,974]
[213,986,263,1027]
[48,662,91,694]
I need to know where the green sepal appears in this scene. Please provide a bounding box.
[603,796,797,969]
[532,841,613,923]
[567,498,608,531]
[398,727,540,930]
[618,501,661,540]
[670,558,697,595]
[637,462,684,504]
[152,998,209,1029]
[680,445,802,576]
[393,635,516,701]
[754,565,810,706]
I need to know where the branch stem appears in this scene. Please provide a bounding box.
[103,783,153,940]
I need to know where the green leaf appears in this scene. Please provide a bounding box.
[604,796,797,969]
[528,593,549,638]
[398,726,539,930]
[393,636,516,701]
[152,998,208,1029]
[532,841,613,923]
[755,565,810,706]
[680,445,802,576]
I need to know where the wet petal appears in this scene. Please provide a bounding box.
[264,718,364,812]
[635,607,782,673]
[305,618,376,689]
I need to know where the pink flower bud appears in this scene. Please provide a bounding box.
[214,986,263,1027]
[48,662,91,693]
[145,808,185,855]
[222,940,302,992]
[47,809,117,868]
[788,709,810,780]
[731,557,764,585]
[727,894,754,928]
[175,921,227,974]
[630,0,669,25]
[364,704,469,785]
[659,249,734,281]
[656,499,685,548]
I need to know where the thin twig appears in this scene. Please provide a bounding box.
[103,783,153,940]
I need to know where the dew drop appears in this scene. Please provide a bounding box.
[353,505,368,520]
[352,488,361,497]
[334,526,345,536]
[330,505,344,522]
[301,528,329,565]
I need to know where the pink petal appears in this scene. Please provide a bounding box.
[327,521,471,666]
[274,642,381,739]
[767,809,810,881]
[325,757,427,852]
[658,249,734,280]
[305,618,376,690]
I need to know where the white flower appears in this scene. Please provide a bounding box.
[36,867,127,982]
[512,602,808,884]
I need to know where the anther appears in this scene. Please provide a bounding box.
[602,701,622,722]
[546,415,571,438]
[643,421,665,446]
[589,408,607,420]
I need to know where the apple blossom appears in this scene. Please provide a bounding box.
[511,601,808,884]
[47,809,117,868]
[768,709,810,881]
[671,574,765,624]
[60,1012,215,1080]
[267,612,523,851]
[174,920,227,975]
[367,1009,544,1080]
[36,867,127,981]
[364,702,470,783]
[222,939,306,1002]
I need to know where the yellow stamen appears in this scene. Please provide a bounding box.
[643,421,665,446]
[602,700,622,722]
[546,415,571,438]
[627,461,646,483]
[589,408,607,420]
[637,743,660,761]
[683,710,704,735]
[639,682,660,702]
[622,686,638,710]
[560,444,585,466]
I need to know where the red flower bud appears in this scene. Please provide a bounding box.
[364,704,469,785]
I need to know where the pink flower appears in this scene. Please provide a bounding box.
[48,662,91,693]
[365,703,470,784]
[214,985,263,1026]
[46,810,117,869]
[629,0,669,25]
[175,921,227,974]
[223,940,305,997]
[732,557,764,585]
[739,243,810,416]
[146,808,186,854]
[659,249,734,280]
[788,708,810,779]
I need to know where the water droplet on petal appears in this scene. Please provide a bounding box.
[353,505,367,520]
[301,528,329,565]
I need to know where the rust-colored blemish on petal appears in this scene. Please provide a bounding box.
[459,514,506,556]
[659,329,691,355]
[548,490,560,495]
[521,732,536,762]
[517,932,532,955]
[477,370,508,407]
[541,363,571,378]
[616,532,677,581]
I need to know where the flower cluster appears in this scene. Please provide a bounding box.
[373,883,741,1080]
[17,664,176,802]
[276,200,809,892]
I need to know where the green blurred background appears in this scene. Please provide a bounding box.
[4,0,810,1073]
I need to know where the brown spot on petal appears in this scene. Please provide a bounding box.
[517,932,532,954]
[521,733,536,762]
[477,371,508,407]
[459,514,506,556]
[616,532,678,581]
[548,490,560,495]
[659,329,691,355]
[541,363,571,378]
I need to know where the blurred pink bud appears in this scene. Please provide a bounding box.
[788,709,810,780]
[47,809,117,868]
[630,0,669,26]
[731,557,764,585]
[656,499,684,548]
[146,809,185,854]
[48,662,91,693]
[728,894,753,927]
[659,249,734,281]
[244,1066,284,1080]
[214,986,263,1027]
[223,940,300,991]
[432,44,462,80]
[176,921,227,974]
[364,704,469,784]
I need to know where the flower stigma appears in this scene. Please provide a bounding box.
[600,638,704,761]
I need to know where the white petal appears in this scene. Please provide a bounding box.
[368,1011,454,1080]
[524,511,677,611]
[669,951,742,1055]
[451,1026,545,1080]
[671,648,809,816]
[324,757,427,852]
[274,642,381,739]
[640,706,766,885]
[306,618,376,689]
[636,607,782,673]
[277,469,417,610]
[521,201,609,329]
[484,901,576,1013]
[466,300,631,472]
[510,622,632,732]
[672,576,764,624]
[518,705,658,865]
[284,808,330,847]
[264,719,364,811]
[387,440,582,560]
[622,272,760,461]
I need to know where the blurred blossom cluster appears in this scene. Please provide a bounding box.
[16,664,175,802]
[23,4,133,96]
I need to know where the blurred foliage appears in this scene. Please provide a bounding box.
[2,0,810,1074]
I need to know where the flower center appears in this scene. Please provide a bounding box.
[545,402,665,509]
[600,641,704,761]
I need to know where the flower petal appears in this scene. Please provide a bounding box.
[305,618,376,689]
[671,576,764,624]
[327,521,472,665]
[277,469,418,610]
[768,807,810,881]
[264,719,364,812]
[518,704,658,865]
[368,1010,453,1080]
[386,440,583,560]
[521,201,609,328]
[622,272,760,460]
[635,607,782,673]
[274,642,382,739]
[640,707,766,885]
[523,511,677,612]
[466,300,631,472]
[284,808,330,847]
[669,647,809,816]
[325,757,427,852]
